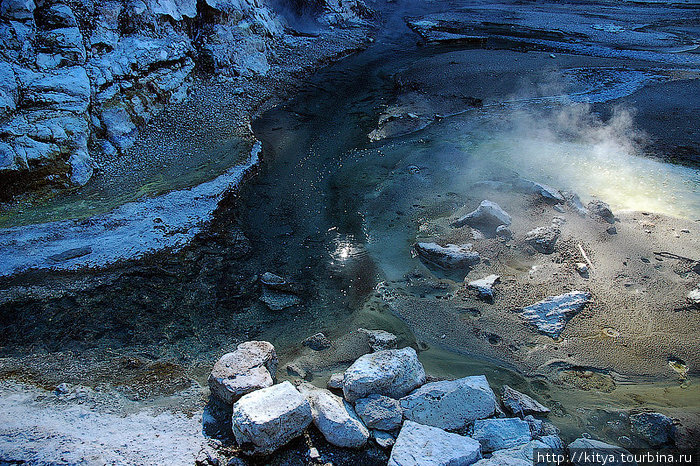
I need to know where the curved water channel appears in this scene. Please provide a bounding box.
[1,25,698,454]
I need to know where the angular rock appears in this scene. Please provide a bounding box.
[588,200,615,223]
[563,191,588,217]
[472,418,531,453]
[231,381,312,455]
[400,375,497,431]
[260,271,298,293]
[327,373,344,389]
[359,328,398,351]
[414,242,480,269]
[1,0,35,21]
[372,429,395,449]
[474,457,530,466]
[453,200,512,233]
[298,384,369,448]
[519,291,591,338]
[523,415,559,438]
[491,438,563,462]
[354,394,403,431]
[501,385,550,416]
[343,347,426,403]
[389,420,482,466]
[568,438,634,466]
[630,412,674,446]
[524,226,560,254]
[303,333,332,351]
[467,274,500,302]
[208,341,278,404]
[513,179,565,203]
[260,289,301,311]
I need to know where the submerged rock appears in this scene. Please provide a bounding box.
[467,274,500,302]
[208,341,277,404]
[359,328,398,351]
[524,226,560,254]
[297,384,369,448]
[343,347,426,403]
[231,381,312,455]
[303,333,332,351]
[568,438,634,466]
[355,394,403,431]
[259,289,301,311]
[400,375,497,431]
[389,420,482,466]
[452,200,512,234]
[630,412,675,446]
[414,242,480,269]
[501,385,550,416]
[519,291,591,338]
[472,418,531,453]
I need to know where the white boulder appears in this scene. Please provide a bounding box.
[355,394,403,431]
[231,381,312,455]
[414,242,480,269]
[343,347,426,403]
[299,385,369,448]
[452,200,512,233]
[472,418,532,452]
[208,341,277,404]
[389,420,482,466]
[400,375,497,431]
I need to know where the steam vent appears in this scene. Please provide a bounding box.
[0,0,698,464]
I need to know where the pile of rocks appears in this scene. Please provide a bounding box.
[206,339,661,464]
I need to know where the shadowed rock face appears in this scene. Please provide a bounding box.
[0,0,371,196]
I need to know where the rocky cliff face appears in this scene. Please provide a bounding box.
[0,0,371,197]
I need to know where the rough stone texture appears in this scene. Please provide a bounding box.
[496,225,513,240]
[473,457,530,466]
[501,385,550,416]
[472,418,532,453]
[687,284,700,306]
[208,341,277,404]
[354,394,403,431]
[587,200,615,223]
[388,420,482,466]
[568,438,633,466]
[372,429,395,449]
[0,0,371,193]
[524,226,560,254]
[260,289,301,310]
[343,347,426,403]
[297,384,369,448]
[467,275,500,302]
[400,375,497,431]
[452,200,512,232]
[414,242,480,269]
[303,333,332,351]
[231,381,312,455]
[327,372,344,389]
[519,291,592,338]
[630,412,675,446]
[358,328,398,351]
[490,438,563,462]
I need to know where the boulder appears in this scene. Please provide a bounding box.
[452,200,512,233]
[467,275,500,302]
[208,341,278,404]
[359,328,398,351]
[587,200,615,223]
[260,289,300,310]
[1,0,36,21]
[400,375,497,431]
[568,438,634,466]
[354,394,403,431]
[473,457,530,466]
[303,333,332,351]
[389,421,482,466]
[630,412,674,446]
[524,226,560,254]
[343,347,426,403]
[490,438,563,462]
[501,385,550,416]
[472,418,531,452]
[298,384,369,448]
[519,291,591,338]
[513,179,565,203]
[414,242,480,269]
[231,381,312,455]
